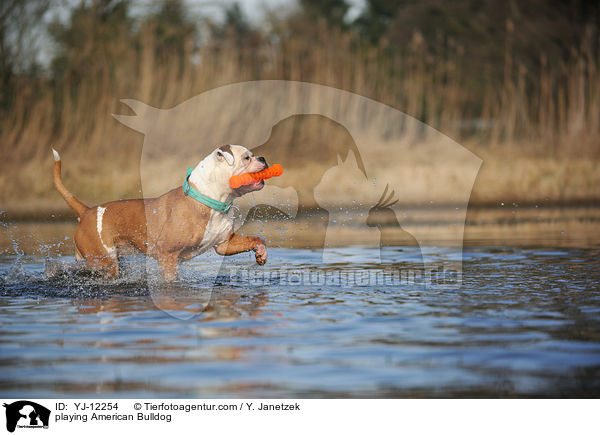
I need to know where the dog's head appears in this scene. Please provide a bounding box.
[192,145,268,198]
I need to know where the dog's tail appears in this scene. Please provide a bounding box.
[52,148,89,218]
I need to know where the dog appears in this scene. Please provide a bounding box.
[52,145,268,281]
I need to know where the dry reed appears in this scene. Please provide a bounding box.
[0,23,599,211]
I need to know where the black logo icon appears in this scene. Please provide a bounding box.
[3,401,50,433]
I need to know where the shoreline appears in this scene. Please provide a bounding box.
[3,206,600,254]
[2,200,600,222]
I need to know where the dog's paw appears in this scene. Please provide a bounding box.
[254,243,267,265]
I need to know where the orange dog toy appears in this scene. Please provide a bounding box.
[229,164,283,188]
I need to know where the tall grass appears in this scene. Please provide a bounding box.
[0,21,599,206]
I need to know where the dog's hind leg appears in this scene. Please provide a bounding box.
[73,208,119,279]
[73,231,119,279]
[86,254,119,279]
[74,239,119,279]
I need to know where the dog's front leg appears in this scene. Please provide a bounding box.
[158,253,179,281]
[215,233,267,265]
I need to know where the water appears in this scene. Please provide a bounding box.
[1,246,599,398]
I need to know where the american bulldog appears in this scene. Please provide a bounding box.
[52,145,268,281]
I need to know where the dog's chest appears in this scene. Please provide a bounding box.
[196,210,232,250]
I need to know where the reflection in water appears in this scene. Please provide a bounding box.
[71,290,270,365]
[0,246,599,397]
[76,287,268,322]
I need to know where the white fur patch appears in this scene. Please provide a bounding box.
[201,209,234,248]
[96,207,116,255]
[52,148,60,161]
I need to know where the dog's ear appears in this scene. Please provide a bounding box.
[216,149,234,166]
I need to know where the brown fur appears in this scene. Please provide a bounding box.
[218,144,233,155]
[53,160,88,217]
[53,156,266,281]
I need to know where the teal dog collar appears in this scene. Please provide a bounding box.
[182,167,232,213]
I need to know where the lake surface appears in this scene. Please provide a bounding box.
[1,244,599,398]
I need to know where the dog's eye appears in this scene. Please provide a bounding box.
[245,156,250,161]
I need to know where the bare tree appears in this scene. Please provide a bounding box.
[0,0,51,107]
